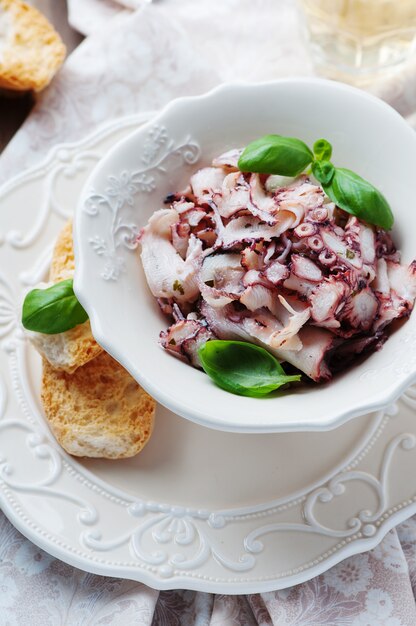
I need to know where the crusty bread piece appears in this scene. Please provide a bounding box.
[39,221,156,459]
[41,352,156,459]
[0,0,66,92]
[26,220,103,374]
[28,321,103,375]
[49,219,75,282]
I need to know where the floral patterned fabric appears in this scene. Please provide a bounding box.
[1,512,416,624]
[2,0,416,623]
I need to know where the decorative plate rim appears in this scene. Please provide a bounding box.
[1,110,416,593]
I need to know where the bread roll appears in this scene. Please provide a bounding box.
[0,0,66,92]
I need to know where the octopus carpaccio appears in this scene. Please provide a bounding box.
[138,149,416,383]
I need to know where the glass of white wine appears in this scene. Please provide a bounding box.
[298,0,416,82]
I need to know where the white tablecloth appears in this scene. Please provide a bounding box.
[1,1,416,623]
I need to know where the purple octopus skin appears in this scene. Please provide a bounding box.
[138,156,416,383]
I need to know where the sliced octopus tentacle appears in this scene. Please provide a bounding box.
[139,157,416,384]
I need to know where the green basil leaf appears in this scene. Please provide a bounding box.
[22,279,89,334]
[238,134,313,176]
[323,168,394,230]
[312,160,335,186]
[313,138,332,161]
[198,340,301,397]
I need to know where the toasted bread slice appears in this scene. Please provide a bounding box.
[26,220,103,373]
[28,320,103,375]
[0,0,66,92]
[41,352,156,459]
[49,219,76,282]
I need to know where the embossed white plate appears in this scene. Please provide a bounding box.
[2,113,416,593]
[74,80,416,433]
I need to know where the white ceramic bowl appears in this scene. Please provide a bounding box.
[74,79,416,433]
